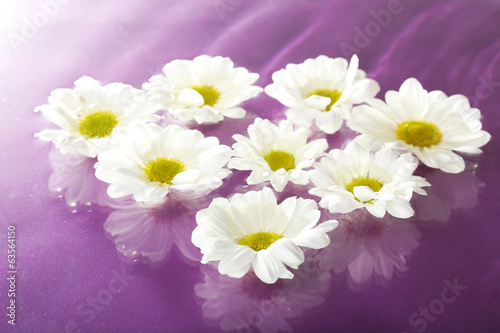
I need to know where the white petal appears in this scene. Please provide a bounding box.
[266,238,305,269]
[365,202,387,218]
[304,94,330,110]
[325,196,362,214]
[252,250,281,284]
[292,220,337,249]
[178,88,207,107]
[289,169,310,185]
[270,172,289,192]
[134,184,169,203]
[286,107,317,124]
[315,111,342,134]
[218,245,256,278]
[353,186,377,203]
[346,54,359,87]
[386,199,415,219]
[218,107,246,119]
[172,169,202,184]
[199,238,234,263]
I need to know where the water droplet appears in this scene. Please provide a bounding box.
[56,187,63,192]
[69,202,77,207]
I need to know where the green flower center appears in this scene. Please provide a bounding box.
[345,176,383,202]
[263,150,295,172]
[238,232,284,251]
[306,88,342,111]
[78,111,118,138]
[192,85,221,106]
[395,120,442,149]
[143,157,185,185]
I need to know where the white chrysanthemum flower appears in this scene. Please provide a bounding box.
[35,76,160,157]
[95,122,232,203]
[264,54,380,134]
[228,118,328,192]
[347,78,491,173]
[192,187,338,284]
[143,55,263,124]
[309,142,430,219]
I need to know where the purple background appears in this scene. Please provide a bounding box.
[1,0,500,332]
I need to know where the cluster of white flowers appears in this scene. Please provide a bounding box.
[35,54,490,284]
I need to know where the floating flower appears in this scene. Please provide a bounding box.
[35,76,160,157]
[228,118,328,192]
[143,55,263,124]
[347,78,491,173]
[264,54,380,134]
[192,187,338,284]
[95,122,232,203]
[309,142,429,218]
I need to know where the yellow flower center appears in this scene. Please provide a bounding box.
[264,150,295,172]
[192,85,221,106]
[306,88,342,111]
[78,111,118,138]
[143,157,185,185]
[395,120,442,149]
[345,176,383,202]
[238,232,284,251]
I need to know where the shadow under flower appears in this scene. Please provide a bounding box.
[317,210,421,292]
[195,256,331,333]
[103,193,210,266]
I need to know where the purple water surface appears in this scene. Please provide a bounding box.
[1,0,500,332]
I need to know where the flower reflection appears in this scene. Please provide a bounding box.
[318,210,421,291]
[412,160,484,225]
[47,149,110,209]
[104,193,208,265]
[195,256,331,333]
